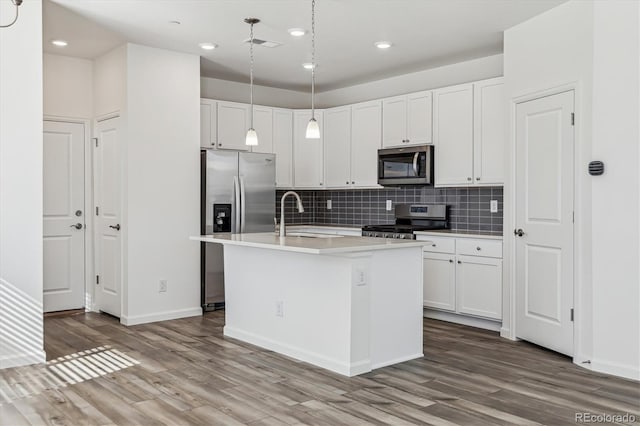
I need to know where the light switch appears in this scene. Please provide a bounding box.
[327,199,332,210]
[386,200,393,211]
[490,200,498,213]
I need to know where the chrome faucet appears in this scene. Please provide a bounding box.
[279,191,305,237]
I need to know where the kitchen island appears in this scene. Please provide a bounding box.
[190,232,428,376]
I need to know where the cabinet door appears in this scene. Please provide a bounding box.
[433,84,474,186]
[473,78,505,185]
[351,100,382,187]
[251,106,273,154]
[456,255,502,320]
[273,109,293,188]
[407,91,432,145]
[200,99,217,148]
[382,96,407,147]
[324,106,352,188]
[293,110,324,188]
[423,252,456,311]
[217,101,249,151]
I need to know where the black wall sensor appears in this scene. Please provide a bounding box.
[588,161,605,176]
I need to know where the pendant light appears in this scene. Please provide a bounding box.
[305,0,320,139]
[0,0,23,29]
[245,18,260,146]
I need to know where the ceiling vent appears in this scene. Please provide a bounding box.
[243,38,282,48]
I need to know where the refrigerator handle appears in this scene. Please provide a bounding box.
[233,175,241,233]
[240,176,246,233]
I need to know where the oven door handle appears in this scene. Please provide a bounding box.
[412,152,420,177]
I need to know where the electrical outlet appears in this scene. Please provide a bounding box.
[386,200,393,211]
[490,200,498,213]
[159,280,168,293]
[356,269,366,285]
[327,199,332,210]
[275,301,284,317]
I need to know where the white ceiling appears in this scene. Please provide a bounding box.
[45,0,565,92]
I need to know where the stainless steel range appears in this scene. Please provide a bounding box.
[362,204,448,239]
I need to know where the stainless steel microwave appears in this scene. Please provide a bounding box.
[378,145,434,186]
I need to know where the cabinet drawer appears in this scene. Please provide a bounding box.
[420,236,455,254]
[456,238,502,258]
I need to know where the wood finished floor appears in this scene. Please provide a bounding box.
[1,311,638,426]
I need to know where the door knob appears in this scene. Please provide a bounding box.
[514,228,525,237]
[109,224,121,231]
[70,223,83,230]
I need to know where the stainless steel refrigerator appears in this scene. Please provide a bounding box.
[200,150,276,311]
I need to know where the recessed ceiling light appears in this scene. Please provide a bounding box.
[288,28,306,37]
[302,62,316,70]
[51,40,68,47]
[199,43,218,51]
[374,41,392,49]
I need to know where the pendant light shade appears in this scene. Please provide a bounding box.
[245,18,260,146]
[306,0,320,139]
[306,118,320,139]
[245,128,258,146]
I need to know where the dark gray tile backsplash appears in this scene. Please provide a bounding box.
[276,186,503,233]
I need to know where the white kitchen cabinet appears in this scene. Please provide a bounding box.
[273,109,293,188]
[433,83,474,186]
[473,77,505,185]
[417,234,503,324]
[200,99,217,148]
[251,106,273,154]
[351,100,382,187]
[293,110,324,188]
[456,255,502,320]
[382,91,432,148]
[324,106,352,188]
[217,101,250,151]
[423,252,456,312]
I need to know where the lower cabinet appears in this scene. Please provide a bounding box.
[420,235,503,323]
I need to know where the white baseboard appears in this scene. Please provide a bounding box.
[224,326,371,377]
[0,350,46,370]
[120,307,202,326]
[589,358,640,381]
[372,353,424,371]
[423,309,502,332]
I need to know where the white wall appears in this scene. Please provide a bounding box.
[44,53,93,119]
[0,0,45,369]
[504,0,640,380]
[94,45,127,118]
[590,0,639,380]
[316,54,503,107]
[201,76,309,109]
[123,44,201,325]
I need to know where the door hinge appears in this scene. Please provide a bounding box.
[96,275,100,285]
[572,211,575,223]
[571,113,575,126]
[93,137,99,147]
[96,206,99,216]
[570,308,574,321]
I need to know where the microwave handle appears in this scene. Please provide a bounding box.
[412,152,420,176]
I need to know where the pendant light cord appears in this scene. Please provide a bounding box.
[249,21,255,129]
[0,0,22,28]
[310,0,316,119]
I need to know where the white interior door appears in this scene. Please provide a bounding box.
[43,121,86,312]
[515,91,574,356]
[94,118,122,318]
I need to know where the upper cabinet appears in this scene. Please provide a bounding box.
[324,106,352,188]
[200,99,217,148]
[251,106,273,154]
[273,109,293,188]
[293,110,324,188]
[473,77,505,185]
[382,90,432,148]
[433,83,474,186]
[350,100,382,187]
[433,79,505,187]
[217,101,250,151]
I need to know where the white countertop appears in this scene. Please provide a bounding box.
[414,230,503,240]
[190,232,430,254]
